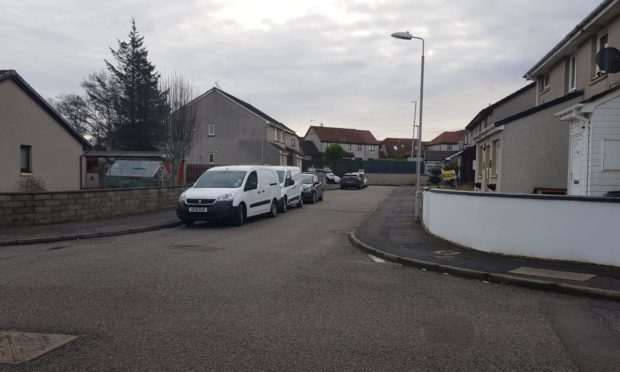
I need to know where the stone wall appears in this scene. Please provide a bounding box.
[0,186,186,227]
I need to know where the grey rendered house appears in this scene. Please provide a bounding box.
[423,130,466,170]
[303,125,381,160]
[527,0,620,196]
[185,88,303,171]
[0,70,91,192]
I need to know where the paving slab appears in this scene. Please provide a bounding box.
[0,331,77,364]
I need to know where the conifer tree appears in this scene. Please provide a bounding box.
[105,19,167,150]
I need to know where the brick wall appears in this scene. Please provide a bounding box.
[0,186,186,227]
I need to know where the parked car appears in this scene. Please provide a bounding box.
[325,172,341,184]
[356,172,368,188]
[302,172,324,203]
[177,165,281,226]
[341,173,363,190]
[272,166,303,212]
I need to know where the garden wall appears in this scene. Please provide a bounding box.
[0,186,186,227]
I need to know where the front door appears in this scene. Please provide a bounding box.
[569,134,585,195]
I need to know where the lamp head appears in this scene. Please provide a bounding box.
[391,31,413,40]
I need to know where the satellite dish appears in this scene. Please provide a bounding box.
[596,47,620,73]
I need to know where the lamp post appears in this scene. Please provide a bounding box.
[391,30,425,222]
[411,100,417,159]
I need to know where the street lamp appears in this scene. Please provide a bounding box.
[411,100,417,159]
[391,30,425,222]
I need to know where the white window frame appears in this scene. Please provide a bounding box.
[357,144,362,151]
[568,55,577,92]
[208,123,215,137]
[208,152,215,164]
[274,128,278,141]
[595,31,609,75]
[291,138,296,147]
[369,145,374,152]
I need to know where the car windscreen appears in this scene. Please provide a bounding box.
[194,171,246,188]
[276,170,285,183]
[343,175,358,180]
[302,174,314,184]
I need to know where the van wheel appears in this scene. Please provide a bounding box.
[269,200,278,218]
[231,204,245,226]
[279,197,288,213]
[297,196,303,208]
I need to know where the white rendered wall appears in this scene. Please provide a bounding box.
[423,190,620,267]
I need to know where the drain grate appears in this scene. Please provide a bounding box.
[0,331,77,364]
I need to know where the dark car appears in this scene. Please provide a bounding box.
[341,173,363,190]
[302,173,324,203]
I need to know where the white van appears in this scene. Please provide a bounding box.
[177,165,281,226]
[272,166,303,212]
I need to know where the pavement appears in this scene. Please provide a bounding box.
[0,210,180,246]
[351,186,620,301]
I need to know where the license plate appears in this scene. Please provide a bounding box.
[189,207,208,213]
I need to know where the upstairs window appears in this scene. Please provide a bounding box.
[594,32,609,76]
[20,145,32,173]
[568,55,577,92]
[539,72,550,93]
[369,145,375,152]
[291,138,296,147]
[208,123,215,136]
[357,144,362,151]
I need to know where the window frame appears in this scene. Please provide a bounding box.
[568,55,577,92]
[20,145,32,173]
[208,152,215,165]
[208,123,215,137]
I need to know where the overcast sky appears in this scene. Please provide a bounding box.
[0,0,601,140]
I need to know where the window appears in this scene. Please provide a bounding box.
[208,123,215,136]
[208,152,215,164]
[539,72,550,93]
[349,144,352,150]
[491,140,500,176]
[279,130,284,142]
[357,144,362,151]
[274,129,278,140]
[568,55,577,92]
[594,32,609,75]
[20,145,32,173]
[291,138,296,147]
[369,145,374,152]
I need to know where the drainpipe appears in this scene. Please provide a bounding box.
[572,105,590,195]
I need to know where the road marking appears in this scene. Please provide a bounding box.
[368,254,386,263]
[509,267,596,282]
[0,331,77,364]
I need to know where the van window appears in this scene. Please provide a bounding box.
[276,170,285,183]
[245,171,258,189]
[195,171,246,188]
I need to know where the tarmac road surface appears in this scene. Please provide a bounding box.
[1,186,619,371]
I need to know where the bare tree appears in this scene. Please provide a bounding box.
[158,73,198,185]
[82,71,122,149]
[50,94,92,136]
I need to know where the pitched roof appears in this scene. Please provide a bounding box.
[194,87,296,135]
[427,130,466,146]
[305,126,380,145]
[381,138,424,158]
[0,69,92,149]
[465,83,536,130]
[524,0,618,79]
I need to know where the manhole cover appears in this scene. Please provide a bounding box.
[0,331,77,364]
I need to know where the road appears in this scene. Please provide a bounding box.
[1,186,619,371]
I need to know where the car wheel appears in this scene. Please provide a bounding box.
[310,191,316,204]
[231,204,245,226]
[280,197,288,213]
[269,200,278,218]
[340,186,344,190]
[297,196,303,208]
[358,185,362,190]
[181,219,194,226]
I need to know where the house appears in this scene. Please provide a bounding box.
[379,138,425,160]
[465,83,539,191]
[185,87,303,173]
[525,0,620,196]
[423,130,466,170]
[303,125,381,160]
[300,139,320,161]
[0,70,91,192]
